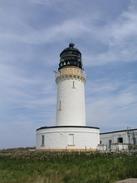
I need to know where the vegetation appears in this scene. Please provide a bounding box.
[0,149,137,183]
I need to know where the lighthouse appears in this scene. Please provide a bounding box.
[56,43,86,126]
[36,43,100,150]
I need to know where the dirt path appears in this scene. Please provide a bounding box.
[115,178,137,183]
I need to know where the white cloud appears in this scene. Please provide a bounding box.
[0,18,90,44]
[30,0,64,5]
[83,1,137,66]
[87,79,120,94]
[0,119,44,148]
[86,80,137,131]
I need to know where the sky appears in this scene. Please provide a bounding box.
[0,0,137,148]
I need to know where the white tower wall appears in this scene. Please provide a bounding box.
[56,67,86,126]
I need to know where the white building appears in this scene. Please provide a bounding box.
[100,128,137,152]
[36,43,100,150]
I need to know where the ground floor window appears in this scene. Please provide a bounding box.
[109,139,112,149]
[68,134,75,146]
[117,137,123,143]
[41,135,45,146]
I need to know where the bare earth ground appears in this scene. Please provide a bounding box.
[115,178,137,183]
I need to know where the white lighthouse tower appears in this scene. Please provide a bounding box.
[56,43,86,126]
[36,43,100,150]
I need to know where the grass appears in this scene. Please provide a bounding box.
[0,149,137,183]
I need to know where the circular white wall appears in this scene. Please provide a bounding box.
[36,126,100,150]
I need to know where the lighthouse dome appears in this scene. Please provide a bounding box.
[58,43,83,70]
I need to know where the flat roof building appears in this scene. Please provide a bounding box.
[100,128,137,152]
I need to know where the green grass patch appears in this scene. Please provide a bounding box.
[0,150,137,183]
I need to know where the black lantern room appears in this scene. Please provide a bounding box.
[58,43,83,70]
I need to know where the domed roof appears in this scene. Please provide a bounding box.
[58,43,83,70]
[60,43,81,57]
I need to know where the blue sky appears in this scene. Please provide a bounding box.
[0,0,137,148]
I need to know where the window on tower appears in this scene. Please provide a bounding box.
[72,81,75,89]
[58,100,62,111]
